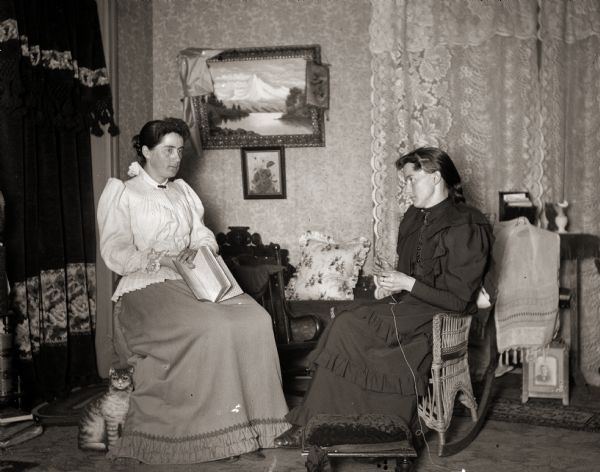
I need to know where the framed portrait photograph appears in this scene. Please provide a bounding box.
[192,45,326,149]
[241,146,286,199]
[522,344,569,405]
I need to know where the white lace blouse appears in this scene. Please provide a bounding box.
[97,168,218,301]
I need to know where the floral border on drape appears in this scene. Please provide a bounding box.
[0,0,118,403]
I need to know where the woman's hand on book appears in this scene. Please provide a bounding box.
[158,255,177,271]
[175,247,197,268]
[156,247,200,271]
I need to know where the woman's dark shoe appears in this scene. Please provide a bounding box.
[274,425,303,448]
[217,455,240,463]
[241,449,266,461]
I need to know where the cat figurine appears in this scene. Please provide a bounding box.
[78,366,134,451]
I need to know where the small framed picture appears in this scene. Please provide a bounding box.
[241,146,286,199]
[522,343,569,405]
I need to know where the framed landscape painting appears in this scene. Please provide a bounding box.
[192,45,326,149]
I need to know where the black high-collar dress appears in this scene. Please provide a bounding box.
[286,198,493,429]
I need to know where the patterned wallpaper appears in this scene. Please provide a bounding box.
[116,0,154,180]
[148,0,374,266]
[112,0,600,386]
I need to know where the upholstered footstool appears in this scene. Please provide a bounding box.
[302,414,417,472]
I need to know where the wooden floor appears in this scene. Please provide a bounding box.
[0,419,599,471]
[1,373,599,471]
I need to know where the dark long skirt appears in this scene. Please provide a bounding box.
[286,295,438,428]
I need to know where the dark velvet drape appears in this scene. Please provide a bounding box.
[0,0,118,405]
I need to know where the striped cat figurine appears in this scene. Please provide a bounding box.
[78,366,134,451]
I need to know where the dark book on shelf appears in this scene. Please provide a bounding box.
[499,191,536,224]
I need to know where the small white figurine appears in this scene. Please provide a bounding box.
[554,200,569,233]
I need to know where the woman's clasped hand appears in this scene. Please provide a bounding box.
[375,270,416,293]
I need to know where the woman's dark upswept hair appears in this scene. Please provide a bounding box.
[395,147,466,204]
[132,117,190,166]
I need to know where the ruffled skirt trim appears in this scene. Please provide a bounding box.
[363,308,403,347]
[107,418,290,464]
[306,308,430,396]
[361,303,434,347]
[312,347,428,397]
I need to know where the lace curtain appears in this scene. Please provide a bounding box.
[369,0,600,385]
[370,0,540,265]
[538,0,600,386]
[539,0,600,232]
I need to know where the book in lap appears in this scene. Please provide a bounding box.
[174,246,244,302]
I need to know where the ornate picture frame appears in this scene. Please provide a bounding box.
[522,344,569,406]
[241,146,286,200]
[192,45,326,149]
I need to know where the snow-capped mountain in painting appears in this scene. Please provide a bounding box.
[224,74,289,113]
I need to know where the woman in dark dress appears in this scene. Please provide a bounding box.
[275,147,493,446]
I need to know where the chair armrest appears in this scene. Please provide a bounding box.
[431,312,472,364]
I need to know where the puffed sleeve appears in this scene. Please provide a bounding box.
[174,179,218,253]
[97,179,156,276]
[411,222,492,312]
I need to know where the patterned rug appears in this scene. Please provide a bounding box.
[485,397,600,433]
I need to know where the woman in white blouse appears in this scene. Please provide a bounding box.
[97,118,290,464]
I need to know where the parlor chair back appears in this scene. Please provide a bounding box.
[216,227,323,348]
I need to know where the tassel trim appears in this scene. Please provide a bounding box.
[498,347,526,367]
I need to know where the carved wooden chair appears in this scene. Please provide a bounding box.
[217,226,322,344]
[216,227,324,395]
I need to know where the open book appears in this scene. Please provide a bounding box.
[173,246,244,302]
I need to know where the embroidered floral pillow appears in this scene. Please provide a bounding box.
[285,231,371,301]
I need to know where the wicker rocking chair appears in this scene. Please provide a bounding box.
[418,312,479,456]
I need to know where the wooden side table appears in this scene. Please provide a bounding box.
[559,233,600,387]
